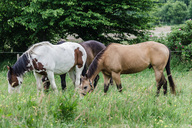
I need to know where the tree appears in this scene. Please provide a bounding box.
[0,0,156,52]
[155,1,187,24]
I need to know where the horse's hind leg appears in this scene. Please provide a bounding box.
[154,69,166,96]
[162,75,167,95]
[111,72,122,92]
[60,74,67,91]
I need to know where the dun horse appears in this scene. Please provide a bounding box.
[43,40,110,90]
[80,41,176,96]
[7,41,87,93]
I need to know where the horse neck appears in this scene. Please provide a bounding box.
[87,59,103,81]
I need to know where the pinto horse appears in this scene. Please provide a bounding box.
[80,41,176,96]
[7,41,87,93]
[43,40,108,90]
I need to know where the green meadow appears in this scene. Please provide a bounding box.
[0,58,192,128]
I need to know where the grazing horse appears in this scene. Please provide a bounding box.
[7,41,87,93]
[80,41,176,96]
[43,40,109,91]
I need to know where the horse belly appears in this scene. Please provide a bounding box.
[121,59,150,74]
[53,58,75,75]
[121,65,148,74]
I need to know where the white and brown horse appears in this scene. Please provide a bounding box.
[80,41,176,96]
[43,40,112,90]
[7,41,87,93]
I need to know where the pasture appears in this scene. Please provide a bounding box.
[0,58,191,128]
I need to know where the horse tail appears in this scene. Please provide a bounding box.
[165,49,176,95]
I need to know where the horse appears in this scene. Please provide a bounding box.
[7,41,87,93]
[43,40,111,91]
[80,41,176,96]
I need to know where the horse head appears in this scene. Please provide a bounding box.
[80,75,94,96]
[7,66,23,93]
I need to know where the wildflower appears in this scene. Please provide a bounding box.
[150,35,152,37]
[182,46,184,48]
[179,29,181,31]
[176,47,177,49]
[189,19,191,20]
[179,42,181,45]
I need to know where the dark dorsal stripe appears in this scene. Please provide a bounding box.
[12,53,29,76]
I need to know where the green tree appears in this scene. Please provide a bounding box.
[188,1,192,18]
[0,0,156,52]
[155,1,187,24]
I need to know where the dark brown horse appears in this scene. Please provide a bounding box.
[80,41,176,96]
[43,40,108,90]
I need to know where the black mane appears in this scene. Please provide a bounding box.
[86,48,106,79]
[12,53,29,76]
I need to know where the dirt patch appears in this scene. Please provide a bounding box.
[150,26,171,37]
[65,26,172,41]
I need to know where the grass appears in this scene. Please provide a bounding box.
[0,61,192,127]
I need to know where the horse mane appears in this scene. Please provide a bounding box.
[86,43,113,79]
[12,53,29,76]
[12,41,52,76]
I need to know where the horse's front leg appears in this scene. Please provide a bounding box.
[33,72,43,95]
[47,71,58,93]
[102,73,111,94]
[93,75,100,88]
[111,72,122,92]
[75,66,84,88]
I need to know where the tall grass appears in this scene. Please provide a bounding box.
[0,59,191,127]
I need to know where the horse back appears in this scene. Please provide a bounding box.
[30,42,87,74]
[101,41,169,74]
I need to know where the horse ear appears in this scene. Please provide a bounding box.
[7,66,11,70]
[7,66,13,72]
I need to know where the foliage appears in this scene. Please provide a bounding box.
[188,1,192,19]
[49,94,78,122]
[0,0,156,52]
[155,1,188,24]
[166,20,192,60]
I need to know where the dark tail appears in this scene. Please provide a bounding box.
[165,50,176,95]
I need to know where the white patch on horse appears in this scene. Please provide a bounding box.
[17,76,23,85]
[8,83,21,93]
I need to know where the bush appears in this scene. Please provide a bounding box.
[166,20,192,60]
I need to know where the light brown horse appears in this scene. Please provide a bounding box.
[80,41,176,96]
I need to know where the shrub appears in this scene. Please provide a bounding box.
[49,94,78,122]
[166,20,192,60]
